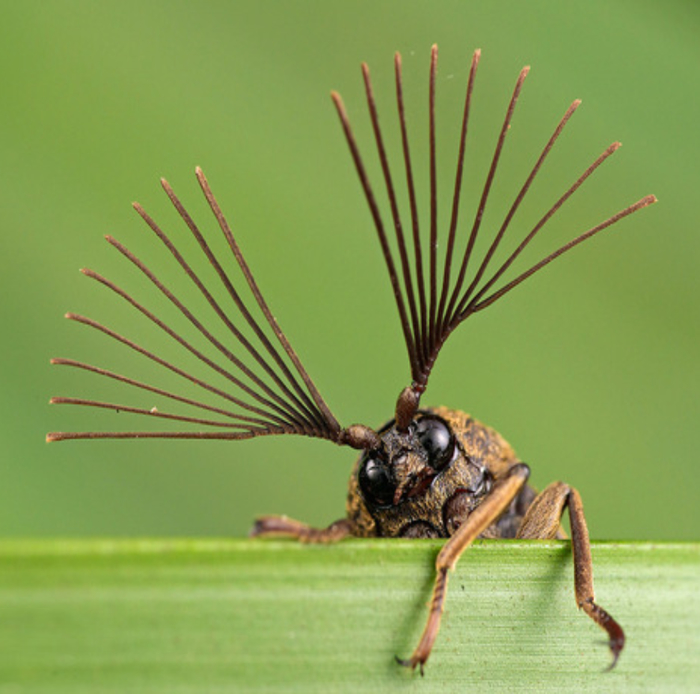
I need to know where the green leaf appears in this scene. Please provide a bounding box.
[0,539,698,692]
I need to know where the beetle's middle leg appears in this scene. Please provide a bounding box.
[397,462,531,675]
[250,516,352,543]
[516,481,625,668]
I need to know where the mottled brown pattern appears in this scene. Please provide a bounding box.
[345,407,536,539]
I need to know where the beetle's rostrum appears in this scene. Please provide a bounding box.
[48,45,655,674]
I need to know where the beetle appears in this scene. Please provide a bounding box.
[48,45,656,673]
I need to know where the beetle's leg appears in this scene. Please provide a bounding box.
[397,463,530,675]
[516,482,624,669]
[250,516,352,543]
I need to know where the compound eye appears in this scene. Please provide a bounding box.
[358,454,395,508]
[416,415,455,472]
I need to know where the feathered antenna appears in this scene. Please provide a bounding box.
[49,46,655,447]
[48,168,379,450]
[331,45,656,429]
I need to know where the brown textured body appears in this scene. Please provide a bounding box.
[346,407,537,539]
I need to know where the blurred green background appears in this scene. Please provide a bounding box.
[1,1,698,540]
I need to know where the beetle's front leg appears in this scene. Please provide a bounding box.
[516,482,625,668]
[250,515,352,543]
[397,463,530,675]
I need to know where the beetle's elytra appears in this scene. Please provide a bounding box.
[48,45,655,673]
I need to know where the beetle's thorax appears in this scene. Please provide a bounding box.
[346,407,519,538]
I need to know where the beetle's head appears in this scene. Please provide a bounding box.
[347,406,499,538]
[358,412,456,508]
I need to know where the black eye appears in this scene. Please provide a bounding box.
[416,416,454,472]
[358,454,395,508]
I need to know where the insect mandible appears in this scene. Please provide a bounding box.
[48,45,656,673]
